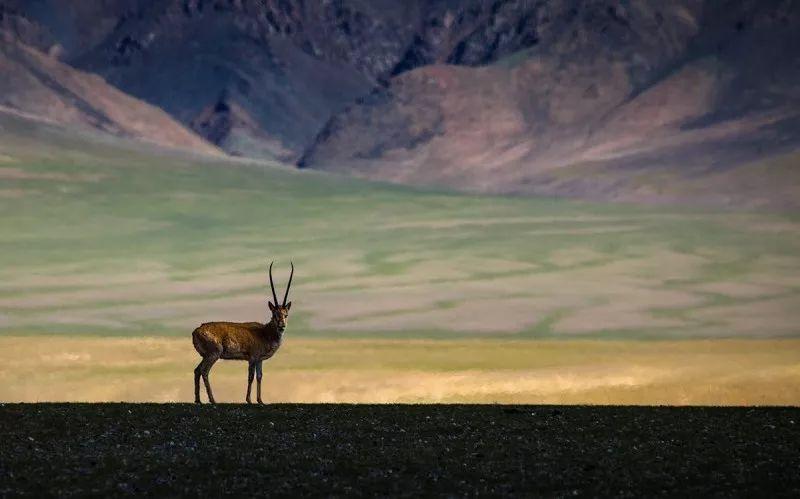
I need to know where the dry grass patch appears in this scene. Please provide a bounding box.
[2,336,799,405]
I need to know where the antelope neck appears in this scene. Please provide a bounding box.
[266,318,283,337]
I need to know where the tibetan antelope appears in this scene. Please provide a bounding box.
[192,261,294,404]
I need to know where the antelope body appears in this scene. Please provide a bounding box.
[192,262,293,404]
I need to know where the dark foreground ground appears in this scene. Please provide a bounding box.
[1,405,799,497]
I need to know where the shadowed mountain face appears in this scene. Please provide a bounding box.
[1,0,799,206]
[299,0,800,205]
[1,0,601,161]
[0,33,221,155]
[2,0,413,160]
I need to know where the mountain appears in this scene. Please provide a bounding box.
[1,0,799,207]
[298,0,800,205]
[1,0,401,160]
[1,0,557,161]
[0,33,220,155]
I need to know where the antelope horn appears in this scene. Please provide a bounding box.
[282,261,294,306]
[268,261,279,306]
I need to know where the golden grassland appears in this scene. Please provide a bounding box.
[2,336,799,405]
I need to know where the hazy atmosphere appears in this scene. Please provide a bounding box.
[3,1,800,496]
[1,0,799,405]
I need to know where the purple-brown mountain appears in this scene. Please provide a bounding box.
[1,0,799,206]
[298,0,800,204]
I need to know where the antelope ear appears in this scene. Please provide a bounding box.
[286,302,292,310]
[268,301,276,312]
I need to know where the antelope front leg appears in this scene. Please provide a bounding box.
[255,360,264,404]
[246,361,256,404]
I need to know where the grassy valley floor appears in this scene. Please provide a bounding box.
[2,336,799,405]
[2,114,800,341]
[1,113,800,406]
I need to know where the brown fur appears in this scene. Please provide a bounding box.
[192,306,290,404]
[193,262,293,404]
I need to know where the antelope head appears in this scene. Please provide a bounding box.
[268,261,293,333]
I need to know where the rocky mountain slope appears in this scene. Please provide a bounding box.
[0,0,566,161]
[1,0,799,206]
[0,33,220,155]
[2,0,399,160]
[298,0,800,205]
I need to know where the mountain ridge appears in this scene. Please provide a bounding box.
[298,0,800,206]
[0,32,222,155]
[1,0,799,207]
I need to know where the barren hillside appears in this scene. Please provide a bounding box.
[0,34,220,155]
[2,0,799,206]
[299,0,800,206]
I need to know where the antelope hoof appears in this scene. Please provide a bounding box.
[246,398,252,404]
[194,400,201,404]
[257,399,264,405]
